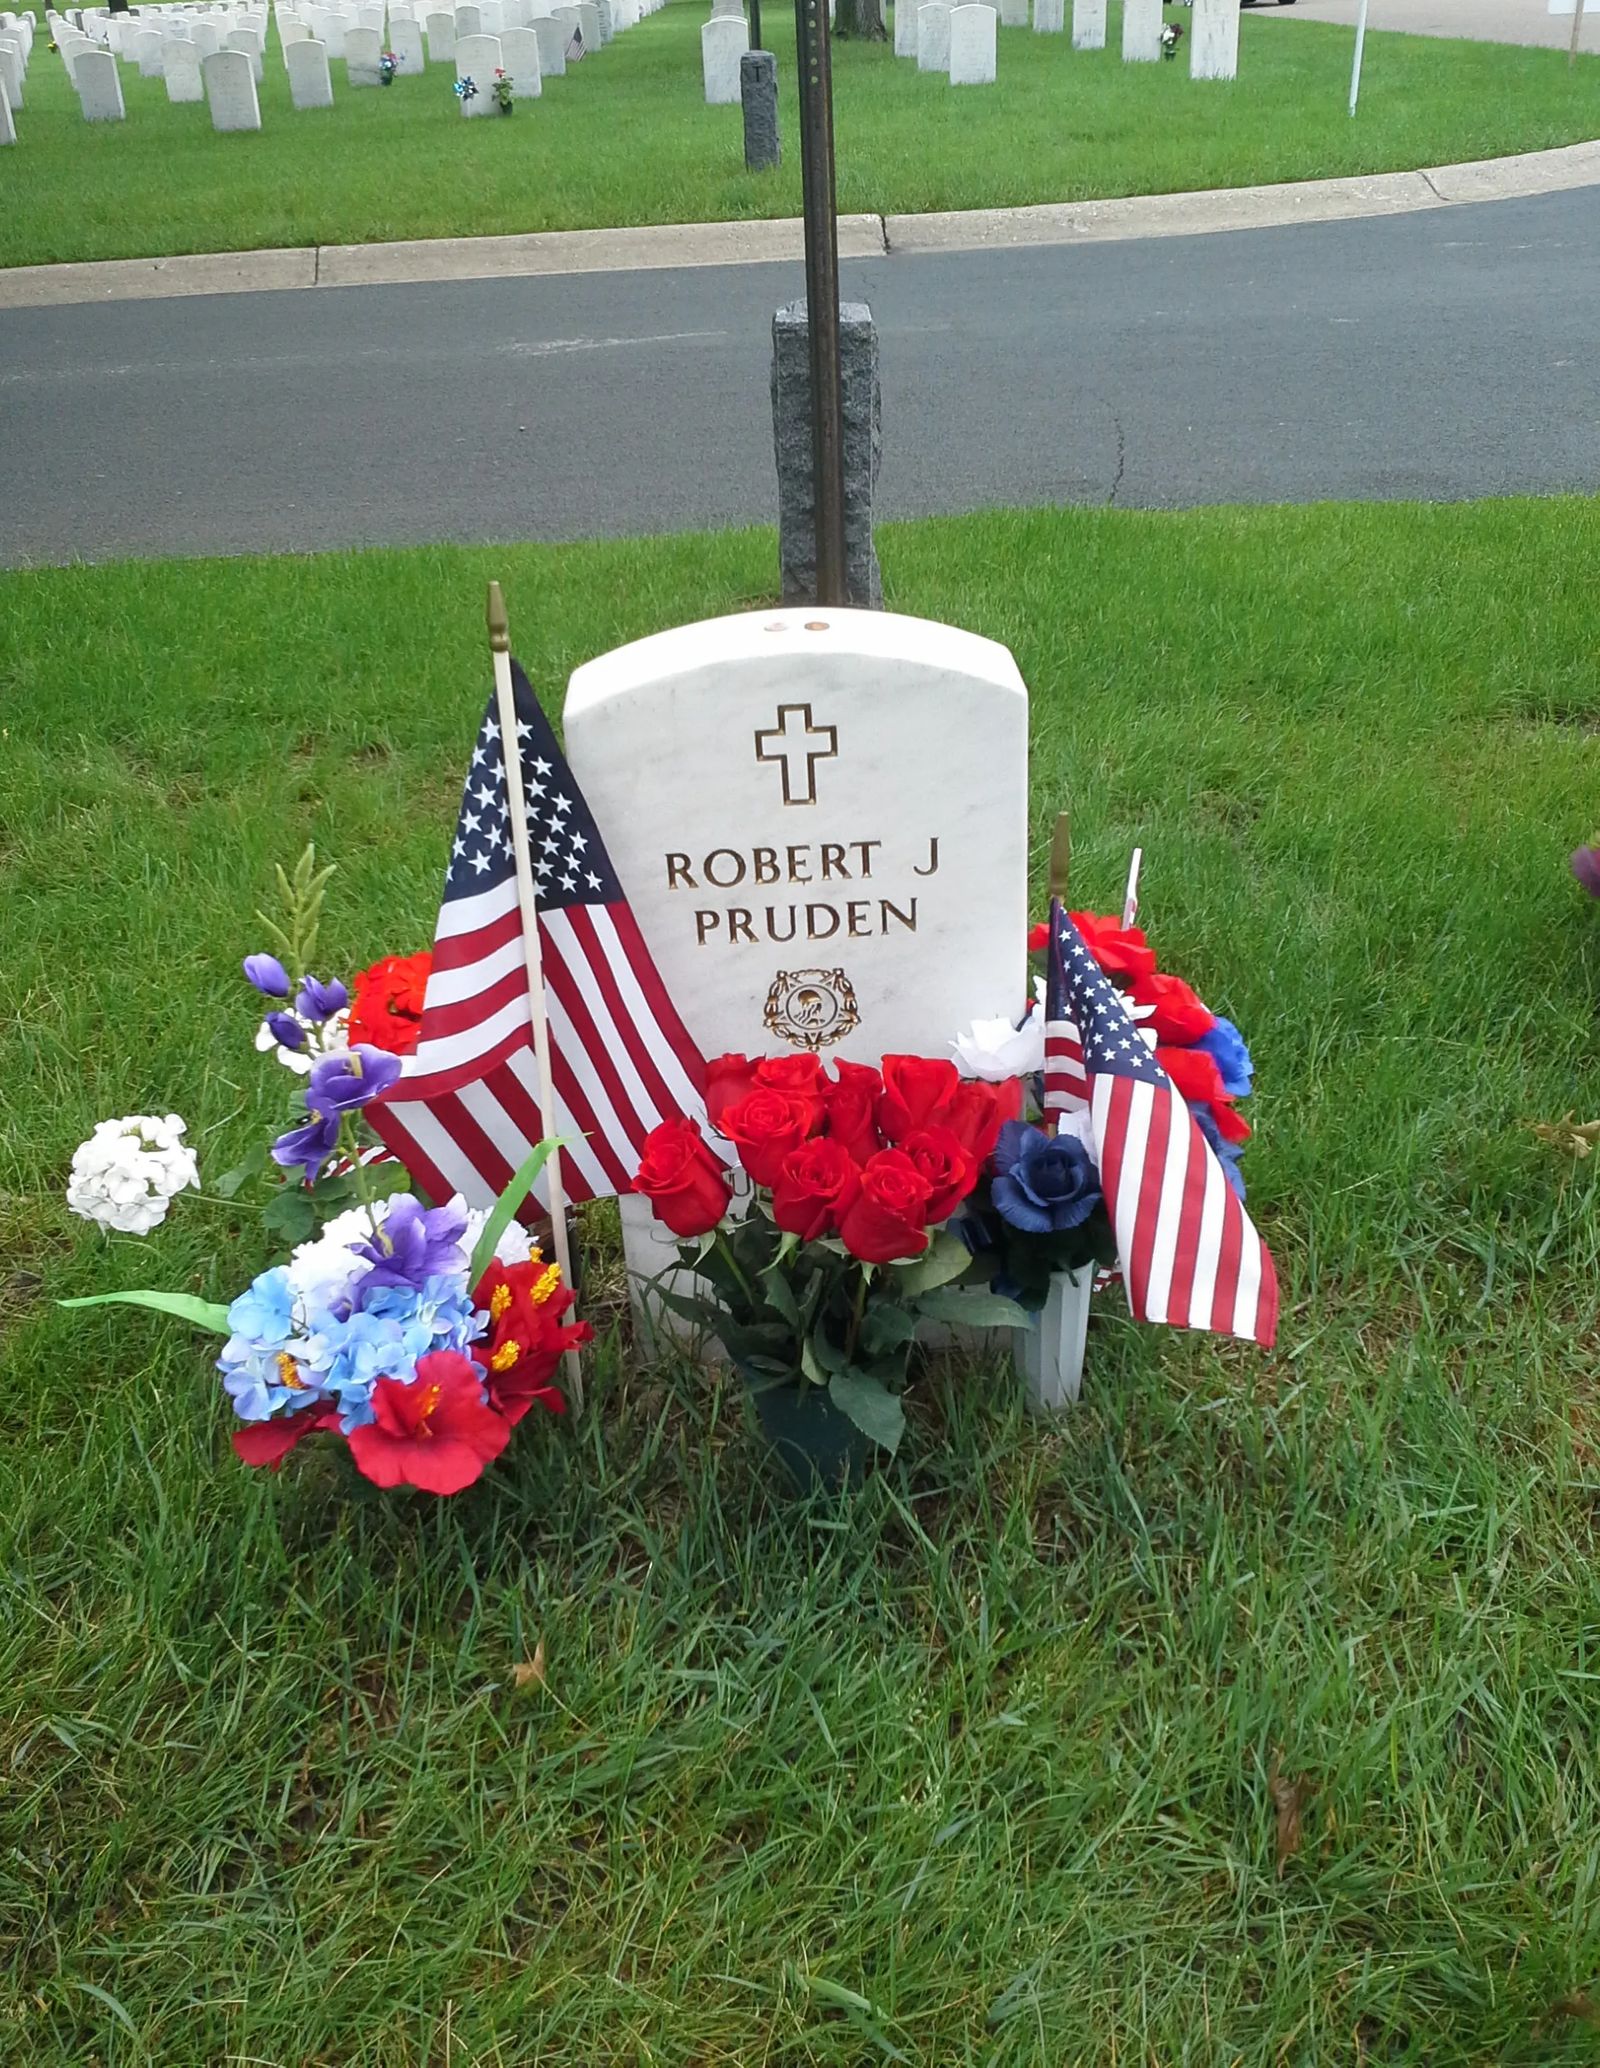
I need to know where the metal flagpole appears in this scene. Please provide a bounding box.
[1348,0,1369,114]
[486,581,584,1410]
[794,0,847,606]
[1571,0,1587,66]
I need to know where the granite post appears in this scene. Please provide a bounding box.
[740,47,778,169]
[772,298,882,611]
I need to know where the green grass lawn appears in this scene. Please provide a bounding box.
[3,0,1599,267]
[6,498,1600,2064]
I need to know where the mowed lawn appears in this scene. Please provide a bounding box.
[3,0,1600,266]
[6,498,1600,2065]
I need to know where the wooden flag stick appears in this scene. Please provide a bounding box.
[1121,847,1143,931]
[486,581,584,1411]
[1047,811,1072,907]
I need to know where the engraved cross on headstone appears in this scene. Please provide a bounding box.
[753,701,838,806]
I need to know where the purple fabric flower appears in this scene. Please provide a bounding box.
[271,1111,341,1182]
[296,976,349,1022]
[308,1045,403,1115]
[265,1010,308,1052]
[991,1120,1102,1236]
[1571,846,1600,899]
[355,1195,470,1294]
[244,953,291,998]
[1196,1016,1252,1098]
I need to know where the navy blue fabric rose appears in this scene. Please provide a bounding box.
[1196,1016,1252,1098]
[991,1121,1102,1236]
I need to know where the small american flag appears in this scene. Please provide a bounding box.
[1043,902,1278,1348]
[566,23,585,58]
[370,662,712,1209]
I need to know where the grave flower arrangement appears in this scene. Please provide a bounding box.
[1159,20,1183,56]
[61,849,589,1494]
[379,46,399,82]
[491,65,514,110]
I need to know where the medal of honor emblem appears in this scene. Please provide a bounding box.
[762,968,861,1052]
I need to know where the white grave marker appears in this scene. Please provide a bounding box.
[700,12,745,100]
[0,35,23,104]
[285,33,333,100]
[574,0,599,46]
[948,2,994,80]
[916,0,950,70]
[76,43,127,113]
[497,21,540,88]
[454,27,501,104]
[1070,0,1103,45]
[1033,0,1062,28]
[132,27,164,74]
[192,18,222,53]
[344,22,382,78]
[530,13,564,69]
[226,23,264,75]
[388,14,425,65]
[164,38,205,97]
[1121,0,1160,60]
[0,53,11,134]
[1189,0,1238,78]
[425,9,456,55]
[996,0,1026,23]
[203,44,262,125]
[455,1,483,31]
[893,0,917,53]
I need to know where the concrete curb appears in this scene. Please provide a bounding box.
[2,139,1597,310]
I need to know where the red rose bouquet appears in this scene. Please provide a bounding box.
[632,1051,1033,1471]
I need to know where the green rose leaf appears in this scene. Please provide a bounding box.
[892,1230,975,1298]
[828,1366,906,1456]
[861,1300,919,1356]
[913,1287,1031,1328]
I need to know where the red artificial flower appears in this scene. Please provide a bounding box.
[822,1058,884,1164]
[1070,912,1158,983]
[900,1126,979,1224]
[877,1055,960,1144]
[837,1148,935,1264]
[346,1350,510,1495]
[472,1256,591,1424]
[1204,1100,1253,1145]
[770,1136,862,1241]
[633,1117,732,1237]
[944,1076,1022,1166]
[1131,970,1216,1046]
[703,1053,759,1132]
[1027,919,1050,953]
[232,1401,340,1470]
[1156,1044,1229,1104]
[348,952,432,1055]
[721,1087,819,1188]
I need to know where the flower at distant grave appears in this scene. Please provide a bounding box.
[348,953,431,1055]
[243,953,290,998]
[265,1009,308,1053]
[1159,20,1182,55]
[354,1193,470,1294]
[770,1136,862,1242]
[379,47,398,80]
[346,1351,511,1494]
[721,1087,820,1188]
[307,1044,403,1116]
[951,1010,1045,1084]
[821,1059,884,1165]
[472,1257,589,1424]
[837,1149,935,1265]
[295,975,349,1023]
[1070,912,1158,983]
[1129,970,1215,1047]
[1195,1015,1253,1099]
[633,1117,733,1237]
[992,1121,1102,1237]
[876,1054,961,1144]
[271,1109,342,1184]
[66,1113,200,1235]
[1572,845,1600,898]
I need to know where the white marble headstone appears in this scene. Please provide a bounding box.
[453,27,500,104]
[1121,0,1160,60]
[1189,0,1238,78]
[356,2,384,24]
[0,36,23,105]
[565,608,1029,1302]
[280,15,314,39]
[319,10,350,52]
[893,0,917,53]
[700,13,744,100]
[455,1,483,31]
[530,14,563,69]
[424,8,456,54]
[916,0,950,70]
[948,1,994,79]
[285,32,333,100]
[225,23,264,75]
[497,21,540,88]
[343,22,382,77]
[996,0,1026,23]
[574,0,599,46]
[164,36,205,94]
[128,27,163,74]
[203,44,262,124]
[1070,0,1103,45]
[388,13,425,65]
[191,18,222,53]
[75,43,126,115]
[1033,0,1062,27]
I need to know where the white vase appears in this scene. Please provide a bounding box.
[1015,1267,1091,1412]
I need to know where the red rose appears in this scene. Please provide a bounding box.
[348,952,432,1055]
[704,1053,759,1132]
[771,1136,862,1241]
[945,1077,1022,1166]
[633,1117,732,1236]
[347,1351,511,1495]
[471,1256,592,1424]
[232,1402,339,1470]
[822,1058,884,1163]
[753,1052,828,1122]
[1071,912,1158,983]
[1131,971,1215,1045]
[877,1055,960,1143]
[901,1126,979,1223]
[837,1148,934,1264]
[722,1087,818,1188]
[1157,1044,1228,1104]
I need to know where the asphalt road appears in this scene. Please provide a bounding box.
[3,188,1596,567]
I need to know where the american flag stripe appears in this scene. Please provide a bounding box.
[1043,1017,1087,1109]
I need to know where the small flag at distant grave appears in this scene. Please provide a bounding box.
[370,662,715,1209]
[1043,902,1278,1348]
[566,24,585,59]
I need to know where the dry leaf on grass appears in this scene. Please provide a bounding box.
[512,1639,546,1691]
[1267,1754,1309,1875]
[1531,1114,1600,1160]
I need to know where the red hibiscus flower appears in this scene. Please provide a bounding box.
[703,1053,759,1132]
[633,1117,732,1237]
[877,1055,960,1143]
[1070,912,1158,983]
[838,1148,934,1264]
[232,1401,340,1470]
[348,952,432,1055]
[472,1257,592,1424]
[771,1136,862,1241]
[900,1126,979,1223]
[1131,971,1215,1045]
[944,1077,1022,1166]
[722,1087,819,1188]
[822,1058,884,1164]
[346,1351,510,1495]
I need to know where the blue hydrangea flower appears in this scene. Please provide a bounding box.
[302,1306,437,1431]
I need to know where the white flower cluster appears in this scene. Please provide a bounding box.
[66,1114,201,1236]
[254,1006,350,1076]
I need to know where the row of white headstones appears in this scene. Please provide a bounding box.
[0,0,664,136]
[700,0,1240,104]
